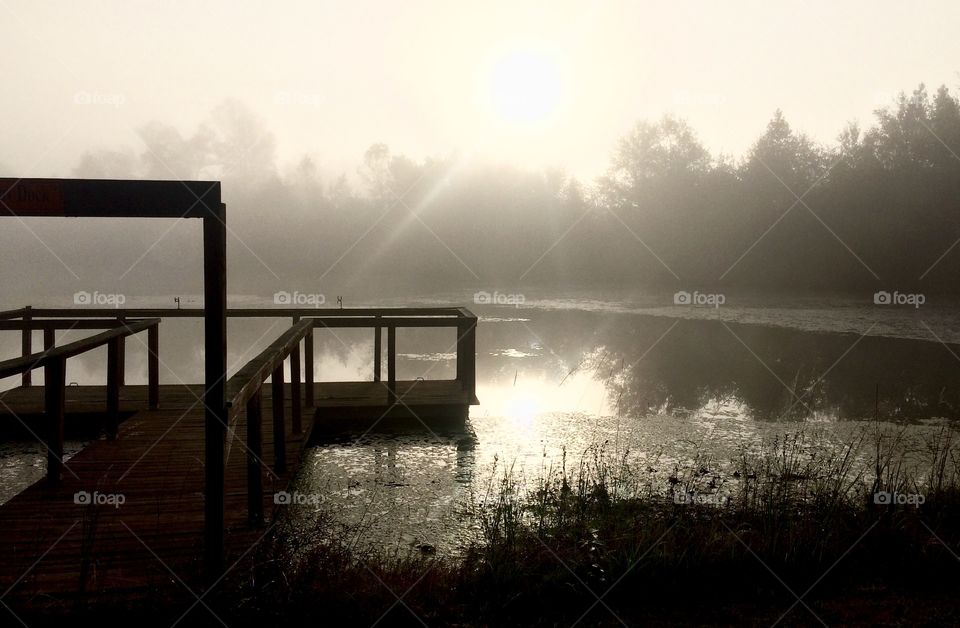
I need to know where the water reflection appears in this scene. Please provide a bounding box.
[474,313,960,423]
[294,309,960,554]
[293,428,480,555]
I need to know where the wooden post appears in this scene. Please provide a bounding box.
[374,324,382,382]
[44,357,65,486]
[456,321,464,385]
[304,327,314,407]
[116,317,126,386]
[43,329,55,402]
[465,320,476,399]
[457,318,477,399]
[246,388,263,525]
[106,337,121,439]
[290,343,302,435]
[271,365,286,473]
[148,324,159,409]
[203,206,228,579]
[21,305,31,386]
[43,328,55,352]
[387,325,396,403]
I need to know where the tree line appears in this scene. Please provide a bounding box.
[66,83,960,297]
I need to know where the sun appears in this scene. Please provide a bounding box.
[488,49,564,125]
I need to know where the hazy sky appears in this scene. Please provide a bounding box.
[2,0,959,183]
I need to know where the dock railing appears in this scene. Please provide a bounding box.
[1,306,478,524]
[225,319,312,524]
[219,309,477,524]
[3,305,477,401]
[0,316,161,484]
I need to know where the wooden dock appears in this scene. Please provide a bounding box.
[0,376,474,610]
[0,383,305,609]
[0,307,477,618]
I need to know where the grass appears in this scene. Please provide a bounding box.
[14,425,960,626]
[210,425,960,626]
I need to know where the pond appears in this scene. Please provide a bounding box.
[2,292,959,552]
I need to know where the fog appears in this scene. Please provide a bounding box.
[4,88,960,303]
[3,1,960,302]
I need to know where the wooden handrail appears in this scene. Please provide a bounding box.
[0,308,27,321]
[225,319,313,424]
[224,320,313,519]
[0,317,162,484]
[9,307,470,319]
[310,316,469,328]
[0,318,160,379]
[0,318,158,330]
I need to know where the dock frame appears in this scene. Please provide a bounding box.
[0,178,478,592]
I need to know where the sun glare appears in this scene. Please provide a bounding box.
[488,50,563,125]
[504,392,542,428]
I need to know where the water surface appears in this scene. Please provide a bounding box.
[2,293,958,554]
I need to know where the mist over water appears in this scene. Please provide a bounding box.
[8,294,953,551]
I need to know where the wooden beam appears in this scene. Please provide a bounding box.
[116,333,126,387]
[0,318,157,330]
[464,318,477,400]
[202,206,227,579]
[457,317,478,401]
[304,329,314,407]
[21,306,31,386]
[0,178,221,218]
[43,328,55,352]
[116,313,128,388]
[0,307,27,321]
[373,324,382,382]
[387,326,396,403]
[290,343,301,435]
[21,306,465,319]
[309,317,463,329]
